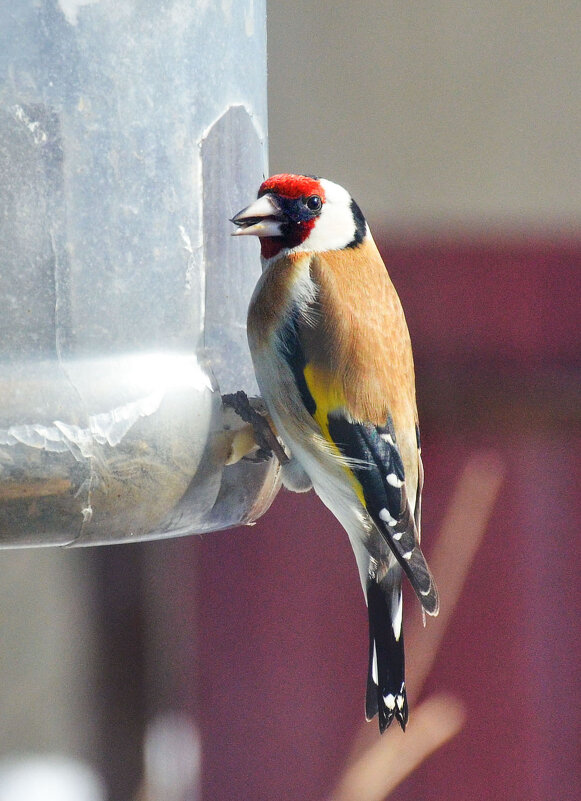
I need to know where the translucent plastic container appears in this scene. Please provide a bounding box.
[0,0,279,546]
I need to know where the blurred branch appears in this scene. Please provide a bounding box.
[328,451,505,801]
[328,694,466,801]
[407,451,506,703]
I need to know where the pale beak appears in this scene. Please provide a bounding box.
[230,193,285,237]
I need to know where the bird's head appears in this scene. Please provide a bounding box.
[231,173,368,260]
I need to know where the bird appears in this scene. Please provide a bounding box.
[231,173,439,732]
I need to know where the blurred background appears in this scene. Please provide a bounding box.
[0,2,579,800]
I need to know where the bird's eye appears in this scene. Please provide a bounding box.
[305,195,322,212]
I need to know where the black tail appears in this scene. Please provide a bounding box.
[365,576,408,733]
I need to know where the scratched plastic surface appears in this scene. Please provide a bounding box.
[0,0,279,546]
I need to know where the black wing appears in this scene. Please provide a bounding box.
[327,413,439,616]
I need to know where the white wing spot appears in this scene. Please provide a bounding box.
[392,531,403,541]
[396,695,405,711]
[381,433,395,446]
[383,693,396,710]
[379,508,397,527]
[386,473,403,488]
[403,550,413,560]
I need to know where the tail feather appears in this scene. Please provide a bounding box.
[365,575,408,732]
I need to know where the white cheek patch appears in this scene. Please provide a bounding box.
[292,178,364,253]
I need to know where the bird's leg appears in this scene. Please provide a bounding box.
[222,390,289,465]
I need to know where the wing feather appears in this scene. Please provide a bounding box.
[326,414,439,616]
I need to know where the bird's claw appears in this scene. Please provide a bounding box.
[222,391,289,466]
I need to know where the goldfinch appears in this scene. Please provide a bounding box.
[231,174,439,732]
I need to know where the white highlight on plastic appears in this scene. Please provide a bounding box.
[244,0,255,37]
[179,224,201,293]
[0,353,213,459]
[11,106,47,145]
[58,0,100,26]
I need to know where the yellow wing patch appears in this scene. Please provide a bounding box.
[302,362,367,508]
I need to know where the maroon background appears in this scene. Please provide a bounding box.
[97,235,580,800]
[193,236,581,801]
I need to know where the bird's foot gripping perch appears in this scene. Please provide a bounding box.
[222,391,289,466]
